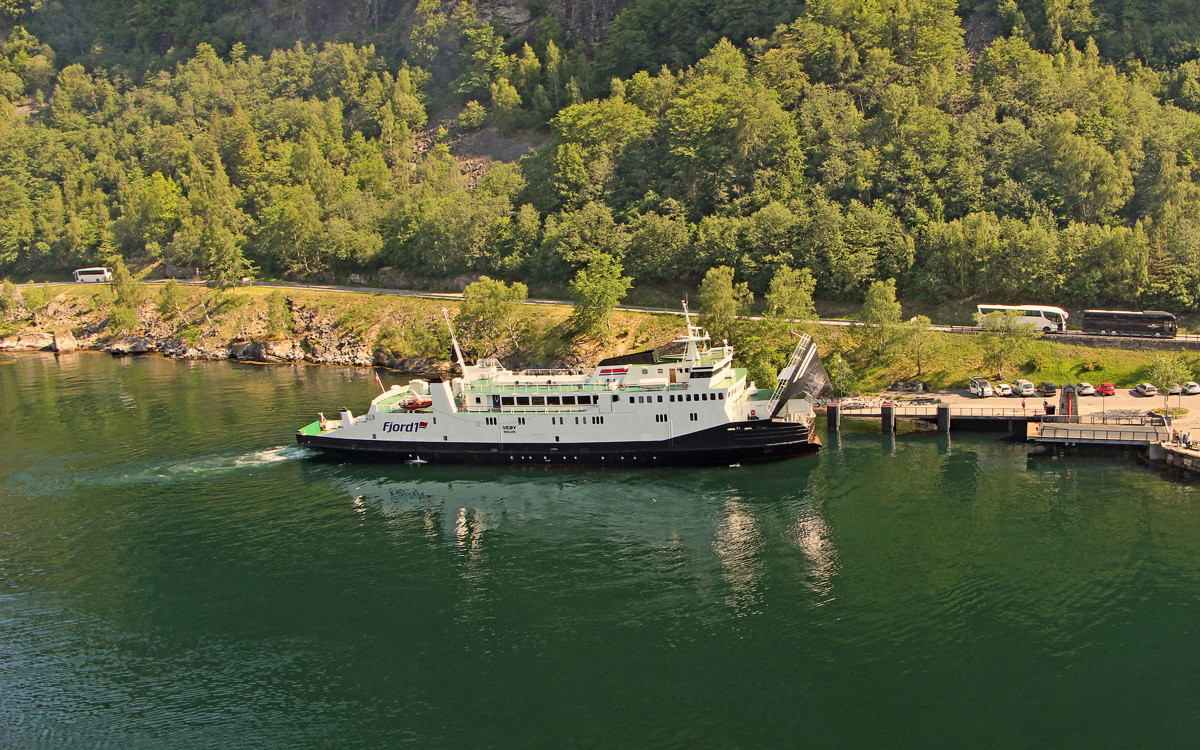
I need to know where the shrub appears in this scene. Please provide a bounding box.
[107,305,139,334]
[0,280,18,314]
[458,100,487,130]
[265,291,293,338]
[180,326,203,347]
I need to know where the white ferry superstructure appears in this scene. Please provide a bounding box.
[297,309,828,465]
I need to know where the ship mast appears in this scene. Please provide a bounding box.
[680,300,708,361]
[442,307,468,374]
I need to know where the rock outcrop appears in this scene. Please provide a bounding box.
[106,337,156,355]
[230,340,306,363]
[52,330,77,352]
[0,332,55,351]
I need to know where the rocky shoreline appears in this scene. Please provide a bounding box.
[0,327,453,375]
[0,292,454,377]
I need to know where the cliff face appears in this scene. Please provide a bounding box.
[26,0,633,71]
[475,0,631,42]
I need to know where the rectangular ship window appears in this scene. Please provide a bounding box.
[548,396,561,405]
[517,396,530,406]
[562,396,576,405]
[532,396,545,406]
[501,396,515,406]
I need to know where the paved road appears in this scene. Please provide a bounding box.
[18,279,1200,342]
[11,279,969,332]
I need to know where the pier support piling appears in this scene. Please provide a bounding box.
[881,403,895,434]
[827,402,841,432]
[936,404,950,435]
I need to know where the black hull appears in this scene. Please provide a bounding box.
[297,419,821,466]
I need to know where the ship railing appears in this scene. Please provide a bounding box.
[463,383,612,395]
[460,382,695,395]
[517,368,592,377]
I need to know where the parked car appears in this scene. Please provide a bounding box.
[1036,381,1058,396]
[1169,383,1183,395]
[995,383,1013,397]
[1013,379,1036,397]
[1098,382,1116,396]
[968,376,994,398]
[1077,382,1096,396]
[1186,381,1200,395]
[1136,382,1158,396]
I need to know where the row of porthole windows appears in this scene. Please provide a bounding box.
[485,416,528,426]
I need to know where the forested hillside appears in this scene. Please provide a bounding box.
[1,0,1200,311]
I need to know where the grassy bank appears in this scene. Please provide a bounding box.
[811,324,1197,394]
[0,283,683,366]
[3,282,1194,391]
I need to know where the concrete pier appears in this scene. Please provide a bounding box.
[881,403,895,433]
[827,402,840,432]
[936,404,950,434]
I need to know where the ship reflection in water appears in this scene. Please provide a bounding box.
[340,461,835,604]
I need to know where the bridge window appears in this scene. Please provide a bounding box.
[501,396,514,406]
[548,396,561,405]
[517,396,530,406]
[562,396,576,405]
[532,396,545,406]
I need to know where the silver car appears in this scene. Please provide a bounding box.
[1077,382,1096,396]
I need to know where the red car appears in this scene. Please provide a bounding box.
[1098,382,1116,396]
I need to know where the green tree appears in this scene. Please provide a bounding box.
[156,279,187,320]
[764,265,817,322]
[977,310,1037,379]
[698,265,753,344]
[859,278,902,355]
[827,352,853,397]
[904,314,938,377]
[265,291,293,339]
[455,276,529,357]
[1148,353,1192,425]
[109,256,145,310]
[0,279,18,314]
[567,254,632,340]
[458,100,487,130]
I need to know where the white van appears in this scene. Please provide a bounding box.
[1013,379,1036,397]
[968,377,994,398]
[73,267,113,283]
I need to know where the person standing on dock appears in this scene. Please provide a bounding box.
[1043,400,1049,414]
[1022,399,1026,412]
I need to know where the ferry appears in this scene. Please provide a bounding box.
[296,308,828,465]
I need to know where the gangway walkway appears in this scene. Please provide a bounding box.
[1027,422,1168,446]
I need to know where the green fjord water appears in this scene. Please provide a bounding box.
[3,353,1200,748]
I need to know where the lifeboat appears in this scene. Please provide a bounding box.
[399,394,433,410]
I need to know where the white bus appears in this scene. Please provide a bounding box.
[73,267,113,283]
[976,304,1068,333]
